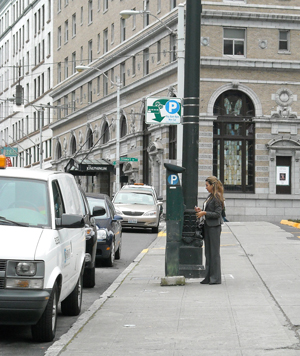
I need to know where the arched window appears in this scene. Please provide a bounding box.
[102,122,110,144]
[87,128,93,149]
[70,135,76,155]
[120,115,127,138]
[56,141,62,159]
[213,90,255,193]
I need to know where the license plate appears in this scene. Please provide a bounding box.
[128,219,137,224]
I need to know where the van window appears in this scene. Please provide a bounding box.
[0,177,50,227]
[52,180,65,218]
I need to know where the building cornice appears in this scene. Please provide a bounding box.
[202,1,300,11]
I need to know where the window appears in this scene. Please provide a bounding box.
[120,18,125,42]
[132,56,136,76]
[169,125,177,159]
[64,20,68,43]
[213,90,255,193]
[97,33,100,52]
[103,0,108,11]
[70,135,76,154]
[102,122,109,143]
[64,57,68,79]
[97,76,100,94]
[132,8,136,30]
[143,48,149,76]
[72,51,76,73]
[80,6,83,24]
[103,72,108,95]
[57,62,61,83]
[88,0,93,23]
[144,0,150,27]
[157,0,161,13]
[57,26,61,48]
[170,34,176,62]
[87,128,93,149]
[88,81,92,103]
[120,62,125,87]
[57,0,61,12]
[120,115,127,138]
[279,30,289,52]
[103,28,108,53]
[111,23,114,44]
[223,28,245,56]
[157,40,161,62]
[72,91,76,112]
[170,0,176,9]
[72,13,76,37]
[80,46,83,63]
[88,40,92,63]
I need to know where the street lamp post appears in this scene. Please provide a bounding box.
[76,65,121,192]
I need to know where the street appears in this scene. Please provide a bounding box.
[0,228,159,356]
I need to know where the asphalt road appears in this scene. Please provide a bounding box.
[0,227,160,356]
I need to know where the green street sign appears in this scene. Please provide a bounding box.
[113,157,138,165]
[146,97,182,124]
[1,147,18,157]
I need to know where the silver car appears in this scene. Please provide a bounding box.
[113,189,162,233]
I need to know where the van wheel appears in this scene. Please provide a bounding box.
[61,271,83,316]
[31,282,58,342]
[83,266,95,288]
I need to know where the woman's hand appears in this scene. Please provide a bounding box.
[194,206,201,213]
[196,211,206,219]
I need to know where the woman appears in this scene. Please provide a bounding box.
[195,176,224,285]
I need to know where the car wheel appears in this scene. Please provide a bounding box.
[61,270,83,316]
[31,282,58,342]
[83,266,95,288]
[105,240,115,267]
[152,225,159,233]
[115,238,122,260]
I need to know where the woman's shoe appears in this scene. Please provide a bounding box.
[200,280,209,284]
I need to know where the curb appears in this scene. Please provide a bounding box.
[44,233,163,356]
[281,219,300,229]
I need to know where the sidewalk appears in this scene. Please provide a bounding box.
[46,222,300,356]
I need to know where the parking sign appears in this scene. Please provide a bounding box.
[146,97,182,124]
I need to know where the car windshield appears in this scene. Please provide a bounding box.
[86,197,108,219]
[0,177,50,228]
[114,192,154,205]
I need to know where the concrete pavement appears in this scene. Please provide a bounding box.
[45,222,300,355]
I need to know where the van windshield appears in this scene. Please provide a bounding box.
[0,177,51,228]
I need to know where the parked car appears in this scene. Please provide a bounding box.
[85,193,123,267]
[112,187,162,233]
[77,186,103,288]
[0,162,86,342]
[121,183,164,218]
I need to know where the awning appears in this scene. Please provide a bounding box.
[65,158,114,176]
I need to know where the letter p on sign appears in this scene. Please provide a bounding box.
[168,174,179,185]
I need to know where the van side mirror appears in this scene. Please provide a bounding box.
[56,214,85,228]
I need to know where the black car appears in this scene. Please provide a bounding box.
[86,193,123,267]
[78,187,104,288]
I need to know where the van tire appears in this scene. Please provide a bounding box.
[152,225,159,233]
[83,266,95,288]
[31,282,58,342]
[61,271,83,316]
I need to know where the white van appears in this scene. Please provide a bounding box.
[0,164,86,342]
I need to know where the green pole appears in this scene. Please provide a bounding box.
[182,0,202,208]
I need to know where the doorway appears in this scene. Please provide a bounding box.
[276,156,291,194]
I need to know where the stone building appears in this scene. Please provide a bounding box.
[50,0,300,222]
[0,0,54,169]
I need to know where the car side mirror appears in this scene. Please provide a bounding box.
[92,206,106,217]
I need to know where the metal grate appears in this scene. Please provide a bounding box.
[122,211,143,216]
[0,278,4,289]
[0,260,6,271]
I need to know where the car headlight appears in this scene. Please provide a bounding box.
[97,227,108,241]
[16,262,36,276]
[85,226,95,240]
[143,210,157,217]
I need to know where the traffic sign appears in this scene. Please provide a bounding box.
[146,97,182,124]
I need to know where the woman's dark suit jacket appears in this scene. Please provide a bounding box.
[204,196,223,226]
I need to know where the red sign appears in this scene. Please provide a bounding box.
[6,157,12,167]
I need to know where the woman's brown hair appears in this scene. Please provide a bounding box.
[205,176,224,207]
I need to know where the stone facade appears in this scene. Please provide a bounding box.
[49,0,300,222]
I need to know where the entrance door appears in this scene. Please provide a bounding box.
[276,156,291,194]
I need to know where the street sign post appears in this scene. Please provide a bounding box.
[146,97,182,124]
